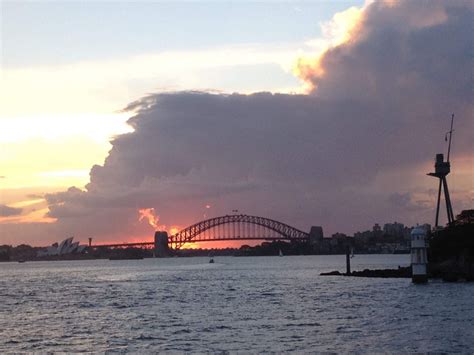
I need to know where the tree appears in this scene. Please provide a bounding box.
[455,210,474,226]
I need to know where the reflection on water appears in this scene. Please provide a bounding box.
[1,255,473,352]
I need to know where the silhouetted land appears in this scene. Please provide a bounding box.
[321,210,474,281]
[428,215,474,281]
[321,267,411,278]
[2,212,472,267]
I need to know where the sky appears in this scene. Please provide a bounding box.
[0,0,472,247]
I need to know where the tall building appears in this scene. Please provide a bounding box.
[383,222,405,238]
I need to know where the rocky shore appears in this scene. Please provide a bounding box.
[321,267,411,278]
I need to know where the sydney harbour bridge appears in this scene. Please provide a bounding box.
[95,214,323,256]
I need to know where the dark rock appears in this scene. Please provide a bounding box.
[320,271,342,276]
[320,267,411,278]
[442,274,459,282]
[345,267,411,278]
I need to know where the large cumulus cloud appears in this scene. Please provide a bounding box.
[43,0,472,243]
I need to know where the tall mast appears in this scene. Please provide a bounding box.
[428,113,456,227]
[446,113,454,163]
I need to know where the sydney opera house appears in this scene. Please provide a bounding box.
[37,237,87,257]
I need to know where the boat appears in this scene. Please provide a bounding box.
[18,259,26,263]
[209,257,215,264]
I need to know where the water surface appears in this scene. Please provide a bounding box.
[1,255,473,352]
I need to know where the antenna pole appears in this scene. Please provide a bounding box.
[447,113,454,162]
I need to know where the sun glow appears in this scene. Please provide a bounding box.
[0,113,132,191]
[0,113,132,143]
[169,226,181,236]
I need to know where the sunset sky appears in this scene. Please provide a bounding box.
[1,0,472,247]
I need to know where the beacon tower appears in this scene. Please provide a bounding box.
[411,226,428,283]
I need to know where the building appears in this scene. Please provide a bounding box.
[372,223,383,238]
[330,233,348,249]
[383,222,405,238]
[37,237,87,257]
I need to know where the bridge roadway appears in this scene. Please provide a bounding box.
[93,241,154,249]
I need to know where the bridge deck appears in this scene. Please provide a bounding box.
[92,242,154,248]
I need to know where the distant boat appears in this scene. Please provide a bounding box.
[279,249,283,257]
[209,257,215,264]
[18,259,26,263]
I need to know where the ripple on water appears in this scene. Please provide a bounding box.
[0,255,472,352]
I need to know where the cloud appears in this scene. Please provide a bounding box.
[388,192,412,208]
[0,204,23,217]
[299,0,473,122]
[4,0,474,245]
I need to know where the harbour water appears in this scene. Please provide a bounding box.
[1,255,473,352]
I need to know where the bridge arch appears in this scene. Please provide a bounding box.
[168,214,309,249]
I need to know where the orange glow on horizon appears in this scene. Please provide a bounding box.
[168,226,181,236]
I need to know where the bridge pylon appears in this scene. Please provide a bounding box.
[154,231,171,257]
[309,226,324,244]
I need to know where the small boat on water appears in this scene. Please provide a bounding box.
[18,259,26,263]
[208,252,215,263]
